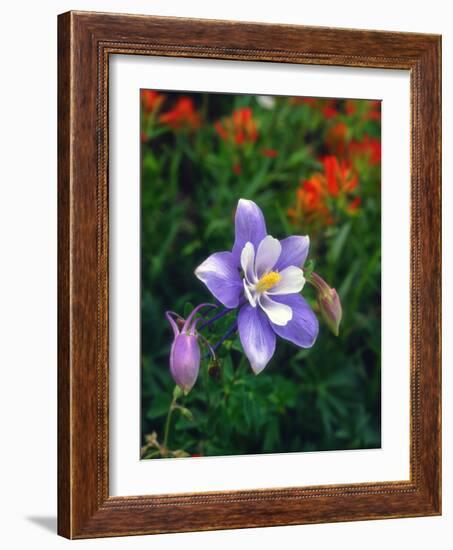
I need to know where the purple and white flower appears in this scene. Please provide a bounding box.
[195,199,319,374]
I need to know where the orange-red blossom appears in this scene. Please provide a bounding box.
[214,107,259,145]
[349,135,381,166]
[159,97,201,130]
[141,90,165,114]
[288,156,360,224]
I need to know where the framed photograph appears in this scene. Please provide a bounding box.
[58,11,441,538]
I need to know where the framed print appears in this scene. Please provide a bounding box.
[57,11,441,538]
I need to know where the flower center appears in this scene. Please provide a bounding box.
[255,271,281,293]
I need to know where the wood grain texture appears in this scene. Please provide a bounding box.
[57,10,441,539]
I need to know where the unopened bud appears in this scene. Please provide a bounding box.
[309,272,342,336]
[165,303,216,393]
[170,334,200,393]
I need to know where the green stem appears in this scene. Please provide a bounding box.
[163,393,178,453]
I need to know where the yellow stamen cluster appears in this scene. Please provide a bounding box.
[256,271,281,293]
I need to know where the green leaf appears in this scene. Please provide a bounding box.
[204,218,230,239]
[146,394,171,420]
[287,148,309,168]
[263,417,280,451]
[327,223,351,265]
[182,240,201,256]
[222,353,234,382]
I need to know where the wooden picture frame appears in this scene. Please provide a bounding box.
[58,10,441,539]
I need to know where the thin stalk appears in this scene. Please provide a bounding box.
[197,307,232,331]
[203,321,238,358]
[162,394,178,454]
[197,299,246,332]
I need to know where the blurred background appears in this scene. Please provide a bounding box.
[140,90,381,458]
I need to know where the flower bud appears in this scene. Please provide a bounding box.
[309,272,342,336]
[170,334,201,394]
[165,303,216,393]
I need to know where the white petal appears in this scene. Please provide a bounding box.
[240,242,257,284]
[243,279,257,307]
[258,294,292,326]
[255,235,281,278]
[267,266,305,295]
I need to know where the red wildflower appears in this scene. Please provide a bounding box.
[288,174,331,225]
[290,97,318,106]
[141,90,165,114]
[235,131,245,145]
[262,148,278,158]
[325,122,348,156]
[232,163,242,175]
[348,196,362,212]
[289,96,321,107]
[349,135,381,165]
[323,105,339,118]
[214,121,228,140]
[345,100,357,116]
[368,110,381,121]
[323,156,358,197]
[300,175,325,210]
[159,97,201,130]
[289,156,360,225]
[367,100,381,121]
[324,156,340,196]
[215,107,258,145]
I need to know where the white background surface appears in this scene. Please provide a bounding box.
[110,57,410,495]
[0,0,450,548]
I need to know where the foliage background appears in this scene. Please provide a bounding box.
[140,90,381,458]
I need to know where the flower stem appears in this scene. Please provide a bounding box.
[203,321,238,359]
[197,299,246,332]
[163,392,178,454]
[197,307,233,331]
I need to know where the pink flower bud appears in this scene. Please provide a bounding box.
[165,303,216,393]
[309,272,342,336]
[170,333,201,394]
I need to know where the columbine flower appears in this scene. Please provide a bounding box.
[166,304,215,393]
[195,199,319,373]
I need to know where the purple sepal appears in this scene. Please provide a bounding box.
[270,293,319,348]
[274,235,310,271]
[232,199,267,265]
[238,304,276,374]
